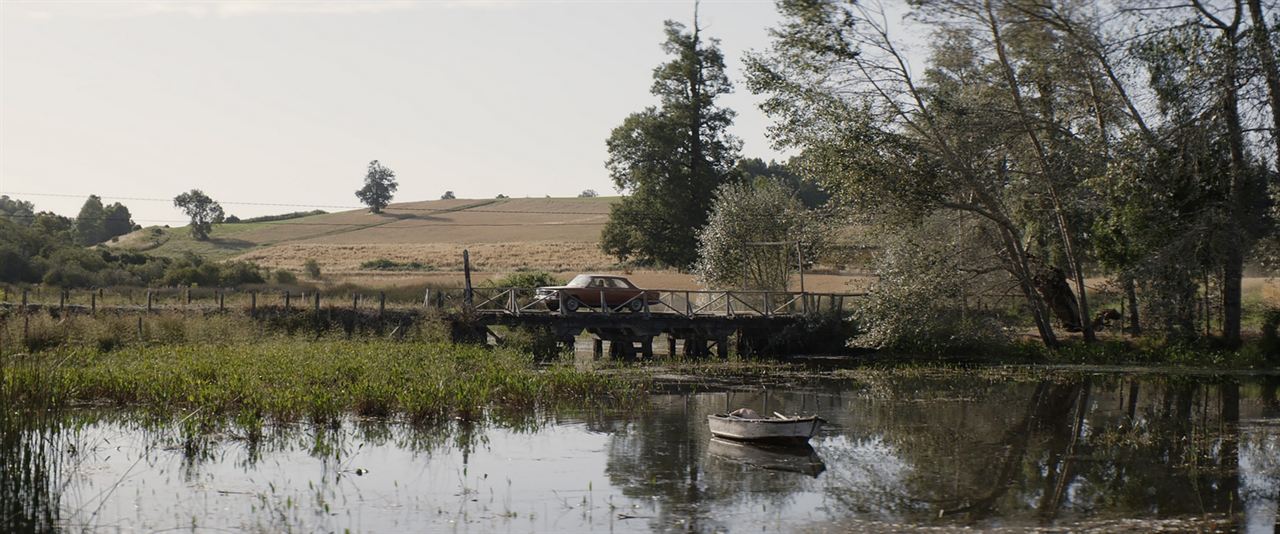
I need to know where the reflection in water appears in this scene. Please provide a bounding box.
[3,370,1279,532]
[706,438,826,477]
[1,407,64,532]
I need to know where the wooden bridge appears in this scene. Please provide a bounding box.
[1,285,863,359]
[454,287,862,359]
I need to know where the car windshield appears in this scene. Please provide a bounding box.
[566,275,594,288]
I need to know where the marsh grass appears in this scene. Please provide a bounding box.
[1,340,644,428]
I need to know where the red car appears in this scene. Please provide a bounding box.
[537,274,660,312]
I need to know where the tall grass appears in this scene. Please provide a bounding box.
[1,340,644,426]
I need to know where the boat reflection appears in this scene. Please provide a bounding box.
[706,436,827,477]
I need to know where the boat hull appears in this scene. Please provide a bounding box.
[706,414,823,444]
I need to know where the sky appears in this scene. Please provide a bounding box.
[0,0,915,225]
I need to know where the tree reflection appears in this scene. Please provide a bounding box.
[600,375,1268,529]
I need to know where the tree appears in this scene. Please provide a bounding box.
[173,189,225,241]
[355,160,397,213]
[0,196,34,226]
[736,158,828,208]
[102,202,135,240]
[694,178,828,291]
[747,0,1065,345]
[441,191,456,200]
[578,189,599,198]
[601,15,741,268]
[74,195,107,246]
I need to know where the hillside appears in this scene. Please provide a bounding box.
[111,197,619,272]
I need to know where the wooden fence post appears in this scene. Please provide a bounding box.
[91,292,97,314]
[22,288,28,307]
[137,316,143,340]
[146,290,152,312]
[59,290,65,312]
[314,291,320,313]
[219,291,225,312]
[352,293,358,311]
[186,287,192,305]
[284,291,291,312]
[423,289,430,309]
[250,291,257,317]
[379,292,385,317]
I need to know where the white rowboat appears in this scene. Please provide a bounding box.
[706,412,824,444]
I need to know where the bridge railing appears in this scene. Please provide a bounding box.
[444,287,865,318]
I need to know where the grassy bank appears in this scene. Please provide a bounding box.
[1,340,644,425]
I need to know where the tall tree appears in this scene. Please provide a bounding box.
[356,160,397,214]
[601,14,740,268]
[74,195,106,246]
[173,189,225,241]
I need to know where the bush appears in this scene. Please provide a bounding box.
[273,270,298,285]
[485,271,563,288]
[303,259,322,280]
[359,259,433,271]
[220,261,266,285]
[90,315,131,352]
[21,315,68,352]
[501,326,565,360]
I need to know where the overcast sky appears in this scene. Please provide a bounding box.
[1,0,912,224]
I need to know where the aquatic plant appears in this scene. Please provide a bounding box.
[2,340,645,427]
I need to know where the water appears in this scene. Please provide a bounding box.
[8,369,1280,532]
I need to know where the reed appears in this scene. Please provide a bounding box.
[1,340,646,426]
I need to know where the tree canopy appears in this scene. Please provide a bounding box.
[173,189,225,241]
[356,160,397,213]
[694,178,828,291]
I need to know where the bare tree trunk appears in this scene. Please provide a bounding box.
[1125,276,1141,334]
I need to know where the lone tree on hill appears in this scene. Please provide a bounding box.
[356,160,397,213]
[441,191,456,200]
[601,13,740,269]
[173,189,225,241]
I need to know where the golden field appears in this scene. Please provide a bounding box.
[107,196,872,291]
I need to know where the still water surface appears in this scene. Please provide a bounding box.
[17,369,1280,532]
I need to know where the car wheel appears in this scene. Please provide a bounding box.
[628,299,644,312]
[564,298,580,312]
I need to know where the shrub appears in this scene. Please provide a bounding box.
[303,259,322,280]
[90,315,131,352]
[220,261,266,285]
[21,315,67,352]
[485,271,562,288]
[359,259,433,271]
[501,326,566,360]
[273,270,298,285]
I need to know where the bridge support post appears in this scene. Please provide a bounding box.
[667,336,676,358]
[641,338,653,360]
[593,338,603,360]
[716,337,729,359]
